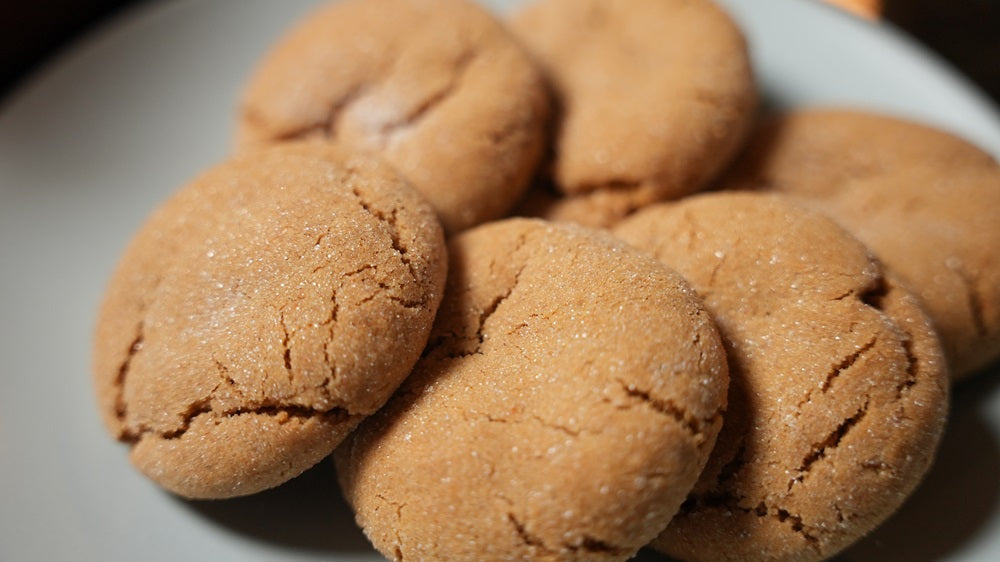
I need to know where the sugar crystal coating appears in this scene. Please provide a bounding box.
[722,108,1000,379]
[92,142,447,498]
[238,0,550,233]
[336,218,729,561]
[615,193,949,561]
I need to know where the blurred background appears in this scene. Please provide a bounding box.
[1,0,998,106]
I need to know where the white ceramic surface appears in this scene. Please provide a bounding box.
[1,1,998,560]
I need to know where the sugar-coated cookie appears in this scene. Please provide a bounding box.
[510,0,756,228]
[336,218,729,561]
[238,0,550,234]
[615,193,949,561]
[93,143,447,499]
[722,108,1000,379]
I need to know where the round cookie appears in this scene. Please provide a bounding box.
[721,108,1000,379]
[510,0,757,228]
[92,142,447,499]
[335,218,729,561]
[614,193,949,561]
[237,0,550,234]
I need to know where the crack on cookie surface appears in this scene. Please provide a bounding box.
[466,402,593,441]
[432,232,531,359]
[792,399,870,488]
[381,48,479,145]
[211,357,234,387]
[507,512,628,557]
[528,413,580,437]
[858,275,889,311]
[351,186,421,284]
[113,326,145,433]
[897,332,920,398]
[616,379,705,437]
[253,43,481,155]
[686,494,824,549]
[475,265,524,349]
[373,493,407,561]
[323,293,340,385]
[507,512,555,554]
[773,507,820,546]
[820,335,878,393]
[130,405,352,442]
[279,308,294,372]
[433,263,525,360]
[346,220,725,559]
[679,489,739,515]
[677,390,874,552]
[713,443,747,488]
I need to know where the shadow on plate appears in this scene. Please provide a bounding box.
[179,458,373,554]
[631,365,1000,562]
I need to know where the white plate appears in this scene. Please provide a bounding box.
[1,1,998,560]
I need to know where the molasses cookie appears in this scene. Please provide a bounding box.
[336,218,729,561]
[614,193,948,561]
[510,0,756,228]
[93,142,447,499]
[723,108,1000,379]
[238,0,550,234]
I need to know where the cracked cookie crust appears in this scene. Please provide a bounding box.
[722,108,1000,379]
[615,193,949,562]
[92,143,447,499]
[510,0,756,228]
[237,0,550,234]
[335,218,729,562]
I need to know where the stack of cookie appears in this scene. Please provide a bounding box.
[92,0,1000,560]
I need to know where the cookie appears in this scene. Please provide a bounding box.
[722,108,1000,379]
[614,193,949,561]
[237,0,550,234]
[92,142,447,499]
[335,218,729,561]
[510,0,757,228]
[511,178,643,232]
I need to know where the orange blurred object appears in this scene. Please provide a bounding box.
[826,0,883,19]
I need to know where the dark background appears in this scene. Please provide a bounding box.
[1,1,150,103]
[1,0,998,106]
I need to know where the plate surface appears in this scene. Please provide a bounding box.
[1,1,998,560]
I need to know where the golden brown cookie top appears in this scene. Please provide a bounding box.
[238,0,550,233]
[337,218,729,562]
[511,0,756,227]
[723,108,1000,378]
[92,142,447,498]
[615,193,949,561]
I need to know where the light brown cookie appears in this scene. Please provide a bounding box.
[237,0,550,234]
[92,142,447,499]
[510,178,641,231]
[614,193,949,562]
[510,0,757,228]
[722,108,1000,379]
[335,218,729,561]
